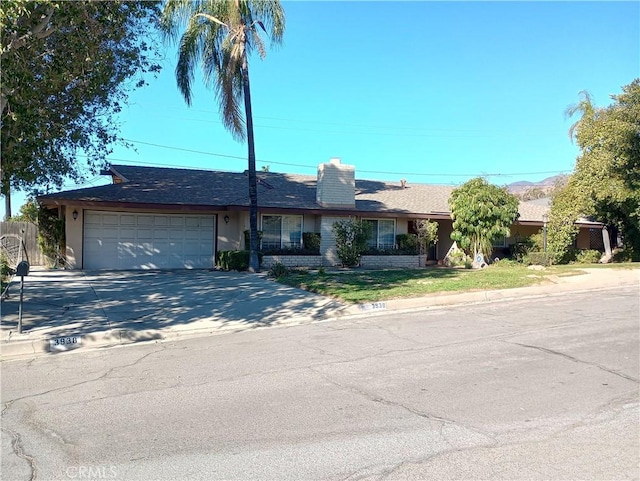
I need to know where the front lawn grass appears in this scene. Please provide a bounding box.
[275,263,636,303]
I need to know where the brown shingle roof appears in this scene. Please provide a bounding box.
[38,164,552,222]
[517,198,551,222]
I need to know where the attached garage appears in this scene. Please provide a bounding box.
[83,211,215,270]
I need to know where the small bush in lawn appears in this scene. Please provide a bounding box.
[492,258,521,268]
[613,246,639,262]
[447,249,469,267]
[524,251,550,266]
[574,249,602,264]
[268,262,289,278]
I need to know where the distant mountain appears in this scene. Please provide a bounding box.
[506,175,567,193]
[506,175,569,201]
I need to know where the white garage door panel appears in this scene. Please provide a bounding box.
[83,211,215,270]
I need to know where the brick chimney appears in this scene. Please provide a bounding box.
[316,158,355,208]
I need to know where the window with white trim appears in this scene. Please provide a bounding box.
[261,215,303,249]
[363,219,396,249]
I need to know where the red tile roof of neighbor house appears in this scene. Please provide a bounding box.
[37,164,557,223]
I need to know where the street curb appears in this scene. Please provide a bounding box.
[1,278,638,361]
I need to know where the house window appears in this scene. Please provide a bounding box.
[261,215,302,249]
[493,236,507,248]
[363,219,395,249]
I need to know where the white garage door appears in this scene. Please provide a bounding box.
[83,211,215,270]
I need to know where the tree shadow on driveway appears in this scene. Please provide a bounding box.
[0,268,350,340]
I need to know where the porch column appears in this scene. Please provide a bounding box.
[602,226,612,260]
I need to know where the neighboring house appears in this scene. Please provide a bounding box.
[37,158,604,270]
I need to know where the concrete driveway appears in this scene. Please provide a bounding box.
[0,268,353,357]
[1,266,638,360]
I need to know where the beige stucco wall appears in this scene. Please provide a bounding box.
[218,211,242,251]
[435,220,454,261]
[64,205,84,269]
[395,220,408,236]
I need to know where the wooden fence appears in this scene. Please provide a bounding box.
[0,221,46,266]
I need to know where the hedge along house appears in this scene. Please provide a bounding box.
[37,158,604,270]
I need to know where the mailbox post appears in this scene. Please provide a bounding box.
[16,261,29,334]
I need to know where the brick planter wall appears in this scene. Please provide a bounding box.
[360,255,422,268]
[262,254,431,269]
[262,255,323,269]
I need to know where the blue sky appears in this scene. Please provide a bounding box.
[5,1,639,217]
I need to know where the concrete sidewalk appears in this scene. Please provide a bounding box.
[1,266,638,360]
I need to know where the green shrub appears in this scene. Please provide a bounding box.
[415,220,438,255]
[1,253,12,278]
[446,249,470,267]
[395,234,418,254]
[38,206,65,267]
[218,250,263,271]
[574,249,602,264]
[523,251,550,266]
[530,232,544,251]
[492,258,521,268]
[509,232,546,262]
[332,218,371,267]
[302,232,321,252]
[268,262,289,278]
[613,246,639,262]
[510,236,534,261]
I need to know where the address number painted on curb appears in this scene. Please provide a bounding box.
[359,302,387,311]
[50,335,82,352]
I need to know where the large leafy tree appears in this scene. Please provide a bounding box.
[160,0,285,272]
[551,79,640,260]
[449,178,520,258]
[1,0,161,218]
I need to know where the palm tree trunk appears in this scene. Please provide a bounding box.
[241,55,259,272]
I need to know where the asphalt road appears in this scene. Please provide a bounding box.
[2,286,639,481]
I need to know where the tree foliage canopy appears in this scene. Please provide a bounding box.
[550,79,640,260]
[160,0,285,142]
[449,178,520,257]
[1,0,161,211]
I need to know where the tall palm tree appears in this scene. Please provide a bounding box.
[566,90,596,143]
[161,0,285,272]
